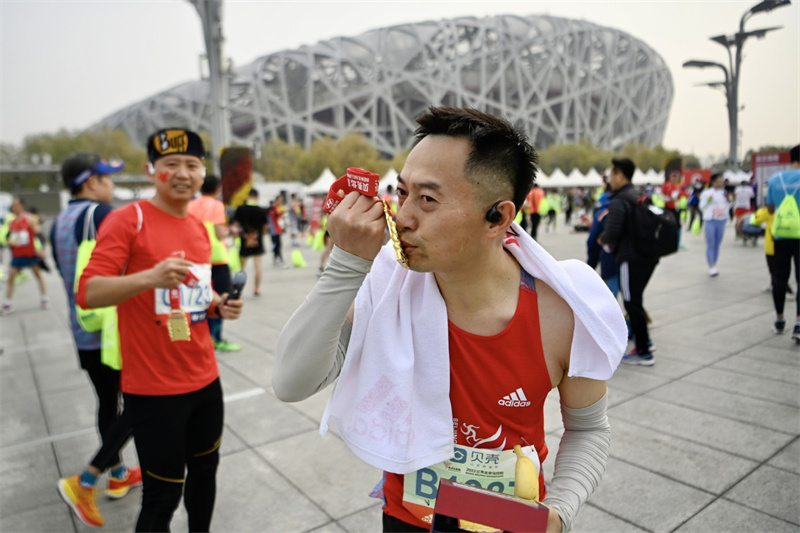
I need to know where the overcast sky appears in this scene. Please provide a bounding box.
[1,0,798,161]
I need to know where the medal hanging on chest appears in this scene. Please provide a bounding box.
[167,287,191,341]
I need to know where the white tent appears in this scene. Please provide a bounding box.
[304,167,337,196]
[583,168,604,187]
[379,168,398,193]
[632,168,648,184]
[566,167,584,183]
[643,168,662,185]
[544,168,567,188]
[724,169,752,184]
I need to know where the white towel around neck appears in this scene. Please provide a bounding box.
[320,222,627,474]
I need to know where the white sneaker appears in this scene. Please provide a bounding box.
[709,267,719,277]
[1,302,13,316]
[41,297,51,310]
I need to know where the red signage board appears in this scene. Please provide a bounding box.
[753,151,792,206]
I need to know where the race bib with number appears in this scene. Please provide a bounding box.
[401,444,540,525]
[9,230,30,247]
[154,264,212,323]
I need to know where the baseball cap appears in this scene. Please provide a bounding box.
[61,152,125,189]
[147,128,206,163]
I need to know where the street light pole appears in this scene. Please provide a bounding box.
[683,0,789,171]
[189,0,231,174]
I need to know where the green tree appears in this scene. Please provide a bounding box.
[254,138,310,182]
[22,128,147,170]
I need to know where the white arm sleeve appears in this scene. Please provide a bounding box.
[542,392,611,532]
[272,246,371,402]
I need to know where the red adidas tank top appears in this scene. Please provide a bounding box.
[383,270,552,528]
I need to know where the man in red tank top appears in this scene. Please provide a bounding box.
[2,196,49,314]
[275,108,624,533]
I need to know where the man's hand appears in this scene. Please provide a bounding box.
[326,190,387,261]
[217,293,243,320]
[148,258,193,289]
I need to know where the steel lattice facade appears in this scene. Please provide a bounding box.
[94,14,673,155]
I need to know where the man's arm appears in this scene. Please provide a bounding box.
[542,376,610,533]
[273,246,367,401]
[273,191,387,402]
[598,199,626,246]
[83,257,192,308]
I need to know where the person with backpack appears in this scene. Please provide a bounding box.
[699,173,730,277]
[52,153,141,527]
[765,144,800,340]
[599,158,657,366]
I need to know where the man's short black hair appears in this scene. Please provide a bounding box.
[201,175,220,195]
[611,158,635,181]
[61,152,102,195]
[413,106,538,212]
[248,188,259,198]
[791,144,800,163]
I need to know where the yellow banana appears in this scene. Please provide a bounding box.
[513,444,539,501]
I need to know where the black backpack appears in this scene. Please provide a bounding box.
[629,195,679,259]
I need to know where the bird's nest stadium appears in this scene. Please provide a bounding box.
[94,14,673,155]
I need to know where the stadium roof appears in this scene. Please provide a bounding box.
[94,14,673,156]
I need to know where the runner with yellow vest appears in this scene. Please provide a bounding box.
[188,175,241,352]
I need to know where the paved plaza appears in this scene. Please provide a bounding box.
[1,223,798,532]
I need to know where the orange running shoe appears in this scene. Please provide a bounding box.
[105,466,142,499]
[57,475,104,527]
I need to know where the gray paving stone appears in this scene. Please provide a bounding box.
[607,366,670,395]
[768,437,800,475]
[334,503,383,533]
[572,503,648,533]
[713,354,800,385]
[0,441,61,515]
[32,354,89,394]
[289,385,334,425]
[0,393,49,447]
[218,347,274,388]
[213,448,331,532]
[41,386,97,436]
[223,390,317,447]
[588,458,715,532]
[309,520,349,533]
[220,422,249,456]
[254,430,382,521]
[725,465,800,525]
[0,363,36,405]
[608,387,635,407]
[647,380,800,434]
[638,337,730,366]
[682,367,799,407]
[608,418,758,493]
[737,344,800,367]
[674,497,799,532]
[609,396,793,461]
[0,502,77,532]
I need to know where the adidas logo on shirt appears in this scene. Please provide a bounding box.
[498,387,531,407]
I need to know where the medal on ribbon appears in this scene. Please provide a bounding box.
[167,286,191,342]
[323,167,409,268]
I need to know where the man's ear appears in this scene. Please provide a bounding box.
[486,200,517,232]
